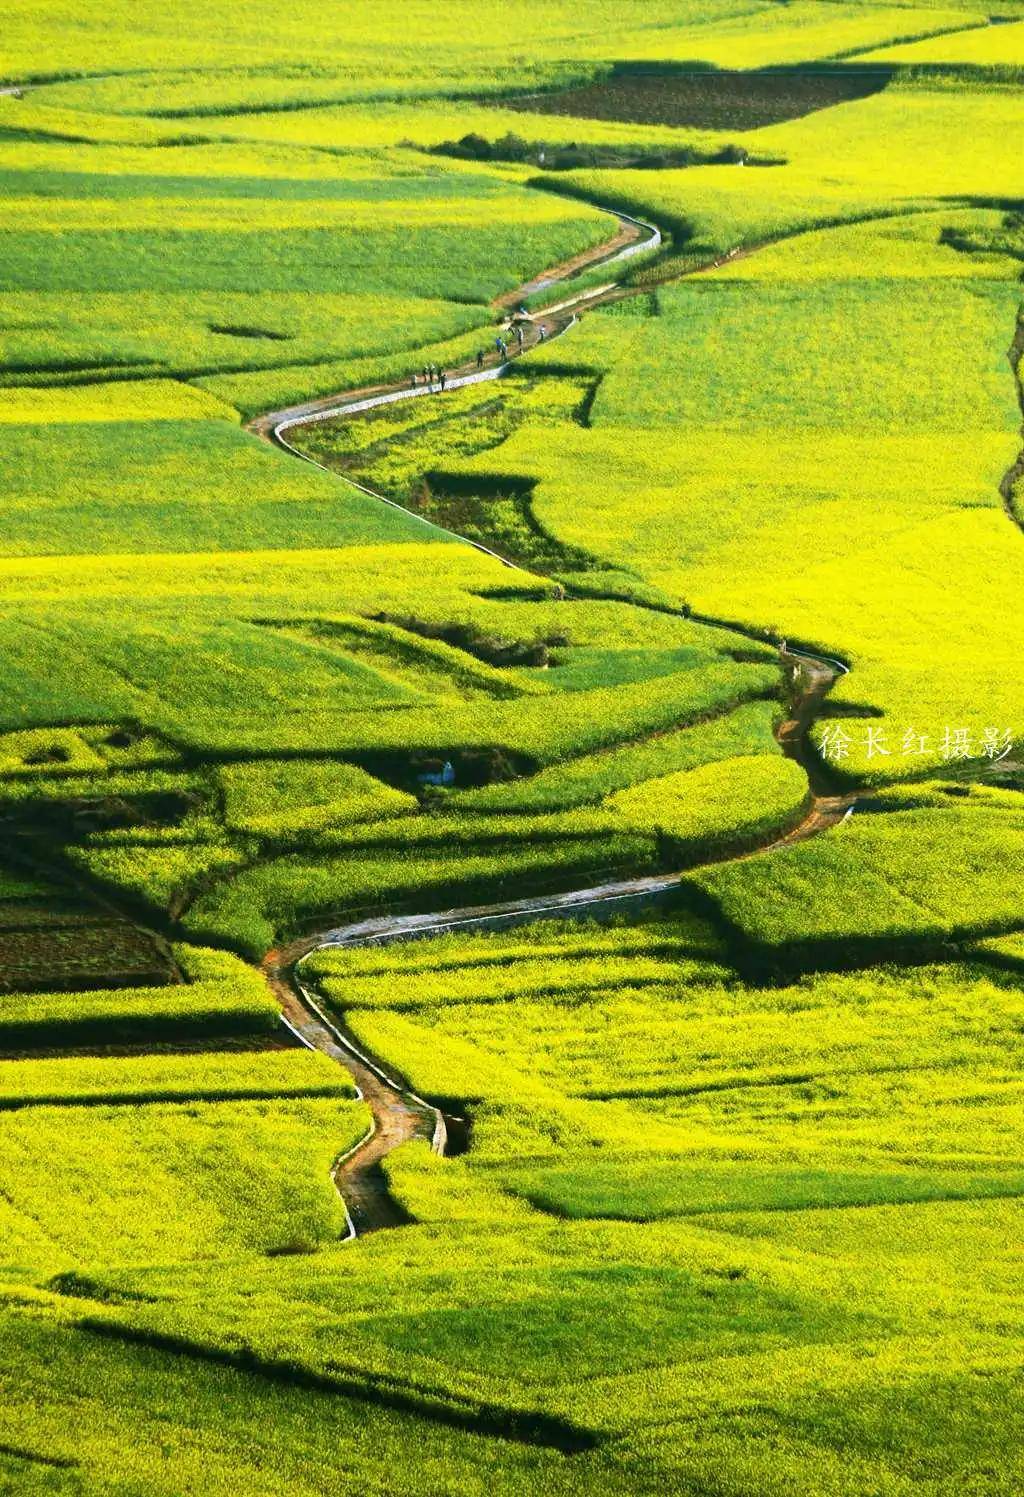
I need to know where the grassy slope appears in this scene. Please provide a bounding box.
[0,2,1023,1492]
[501,206,1024,778]
[40,916,1020,1494]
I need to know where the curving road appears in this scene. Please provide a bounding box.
[252,205,856,1234]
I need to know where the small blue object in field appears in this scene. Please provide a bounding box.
[417,760,456,787]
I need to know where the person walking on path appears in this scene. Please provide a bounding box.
[538,324,547,343]
[439,370,447,392]
[476,349,485,370]
[514,324,524,351]
[422,365,431,387]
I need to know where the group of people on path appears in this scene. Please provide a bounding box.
[495,320,535,362]
[412,364,448,392]
[410,316,551,396]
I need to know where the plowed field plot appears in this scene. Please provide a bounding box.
[0,910,172,993]
[0,874,172,994]
[500,67,889,132]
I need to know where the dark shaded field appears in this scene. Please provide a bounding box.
[0,917,173,993]
[500,68,889,132]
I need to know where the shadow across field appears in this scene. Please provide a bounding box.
[77,1319,601,1454]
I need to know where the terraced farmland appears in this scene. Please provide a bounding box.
[0,0,1023,1491]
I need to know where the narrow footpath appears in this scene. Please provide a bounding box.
[251,202,856,1234]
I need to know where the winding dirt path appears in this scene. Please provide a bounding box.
[248,206,659,443]
[263,642,850,1233]
[264,950,441,1232]
[252,202,856,1234]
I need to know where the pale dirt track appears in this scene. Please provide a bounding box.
[256,225,1024,1228]
[265,644,851,1235]
[248,206,659,441]
[251,207,863,1234]
[264,952,438,1232]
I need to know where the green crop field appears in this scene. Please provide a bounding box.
[0,0,1022,1490]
